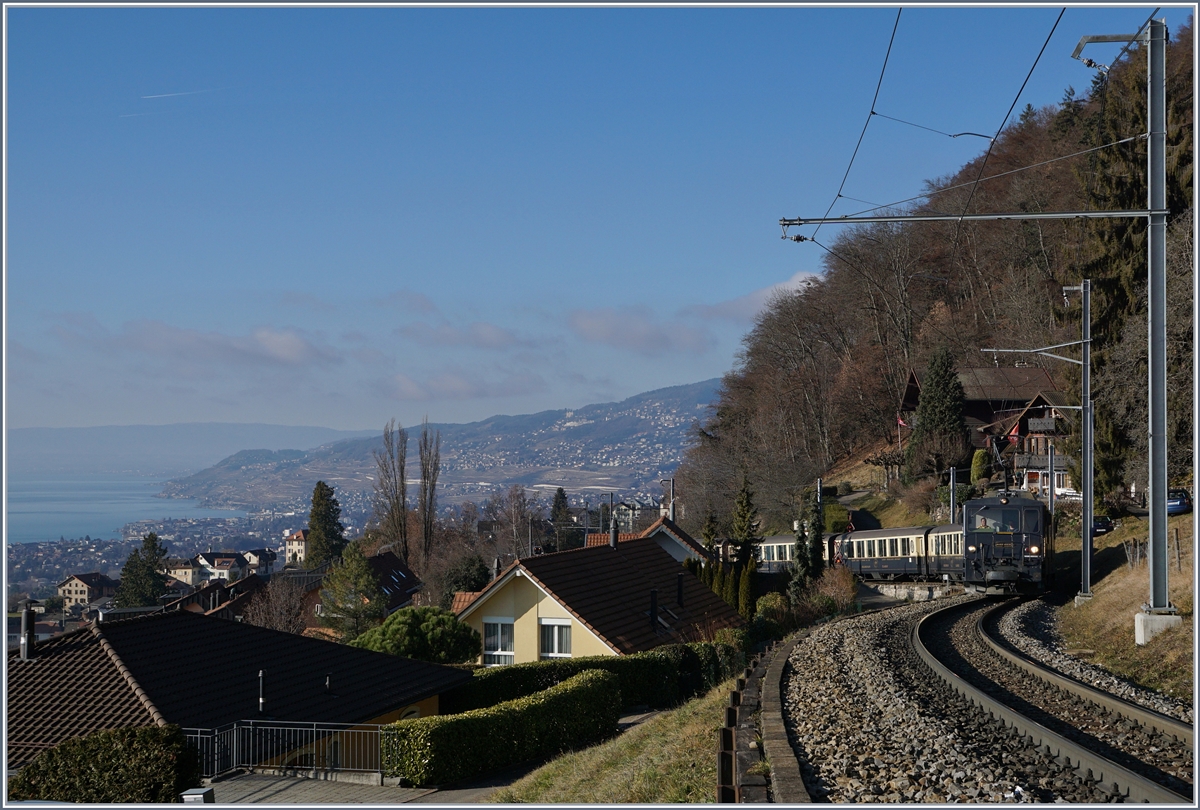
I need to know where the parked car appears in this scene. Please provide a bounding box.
[1091,516,1114,536]
[1167,489,1192,515]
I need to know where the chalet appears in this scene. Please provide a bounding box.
[56,573,119,611]
[242,548,277,578]
[6,609,473,770]
[901,366,1060,449]
[981,391,1080,498]
[162,558,203,587]
[455,536,742,666]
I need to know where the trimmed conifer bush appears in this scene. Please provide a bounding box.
[381,669,621,785]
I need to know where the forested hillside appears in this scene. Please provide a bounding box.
[677,20,1193,535]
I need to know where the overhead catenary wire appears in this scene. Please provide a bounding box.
[811,9,902,243]
[952,8,1066,250]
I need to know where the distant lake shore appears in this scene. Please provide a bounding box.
[6,473,246,544]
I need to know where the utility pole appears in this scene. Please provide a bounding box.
[949,466,957,523]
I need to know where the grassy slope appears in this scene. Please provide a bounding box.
[487,678,736,803]
[1054,513,1194,700]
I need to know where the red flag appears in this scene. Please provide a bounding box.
[897,416,909,428]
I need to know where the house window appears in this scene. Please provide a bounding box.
[539,619,571,658]
[483,619,514,666]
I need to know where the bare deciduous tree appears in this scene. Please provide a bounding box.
[244,577,307,635]
[372,419,409,564]
[418,417,441,567]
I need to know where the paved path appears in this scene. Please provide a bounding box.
[209,709,662,803]
[210,774,433,804]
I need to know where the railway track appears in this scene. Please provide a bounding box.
[915,598,1193,804]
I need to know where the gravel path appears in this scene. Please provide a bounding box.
[782,598,1108,802]
[997,598,1193,724]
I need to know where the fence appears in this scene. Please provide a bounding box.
[185,720,384,779]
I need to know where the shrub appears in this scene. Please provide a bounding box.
[738,566,756,619]
[381,669,621,785]
[711,626,747,653]
[440,652,678,713]
[971,449,991,485]
[755,592,789,626]
[815,566,858,613]
[823,503,850,534]
[837,481,853,496]
[7,725,201,803]
[350,606,481,665]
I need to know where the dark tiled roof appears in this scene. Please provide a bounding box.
[367,552,423,612]
[56,571,118,590]
[463,537,743,655]
[584,532,641,547]
[903,367,1059,411]
[7,610,472,767]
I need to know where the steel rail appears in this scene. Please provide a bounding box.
[912,602,1192,804]
[977,601,1193,749]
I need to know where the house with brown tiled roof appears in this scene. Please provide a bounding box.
[56,572,119,611]
[584,516,709,562]
[283,529,310,567]
[273,552,423,633]
[6,609,473,770]
[455,536,743,666]
[900,366,1060,449]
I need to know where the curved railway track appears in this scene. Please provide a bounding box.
[915,598,1193,804]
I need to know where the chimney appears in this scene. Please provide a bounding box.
[609,493,618,548]
[677,572,684,607]
[650,589,658,633]
[19,599,39,661]
[668,478,676,523]
[493,557,502,580]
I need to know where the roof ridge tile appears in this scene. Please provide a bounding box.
[90,623,166,727]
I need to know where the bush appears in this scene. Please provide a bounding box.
[837,481,853,496]
[822,503,850,534]
[441,652,678,713]
[711,626,747,653]
[755,592,790,626]
[971,449,991,485]
[382,669,621,786]
[815,566,858,613]
[350,606,481,665]
[440,641,743,715]
[7,725,201,803]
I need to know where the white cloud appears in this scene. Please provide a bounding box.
[683,271,818,323]
[568,306,713,357]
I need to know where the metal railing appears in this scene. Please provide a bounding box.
[185,720,384,778]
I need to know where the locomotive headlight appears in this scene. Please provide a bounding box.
[967,545,977,553]
[1028,545,1040,554]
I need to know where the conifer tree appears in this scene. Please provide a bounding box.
[730,479,761,567]
[306,481,346,568]
[712,563,726,599]
[550,487,571,548]
[113,533,168,608]
[701,513,719,552]
[319,541,387,641]
[905,348,969,480]
[738,565,756,619]
[723,564,739,607]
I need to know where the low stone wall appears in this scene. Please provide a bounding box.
[868,582,962,602]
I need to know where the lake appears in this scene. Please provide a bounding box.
[5,474,246,544]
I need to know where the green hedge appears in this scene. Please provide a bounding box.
[439,642,743,715]
[7,725,201,803]
[382,669,621,785]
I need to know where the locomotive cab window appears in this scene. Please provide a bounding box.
[1023,509,1040,533]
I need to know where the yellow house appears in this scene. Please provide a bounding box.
[456,536,742,665]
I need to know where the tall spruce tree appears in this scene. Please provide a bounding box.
[730,479,761,567]
[306,481,346,568]
[738,565,756,620]
[906,348,969,479]
[113,533,168,608]
[550,488,571,549]
[319,541,387,641]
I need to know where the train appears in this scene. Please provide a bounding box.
[824,491,1053,595]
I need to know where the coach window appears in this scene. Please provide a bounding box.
[887,538,897,557]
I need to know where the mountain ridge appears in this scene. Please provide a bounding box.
[159,378,722,509]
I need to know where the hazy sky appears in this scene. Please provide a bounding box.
[6,4,1190,430]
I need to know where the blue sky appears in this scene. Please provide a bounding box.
[5,5,1191,430]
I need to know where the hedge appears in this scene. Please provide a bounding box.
[6,724,201,803]
[439,642,743,715]
[381,669,621,785]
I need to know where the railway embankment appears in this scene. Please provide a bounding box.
[782,597,1131,802]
